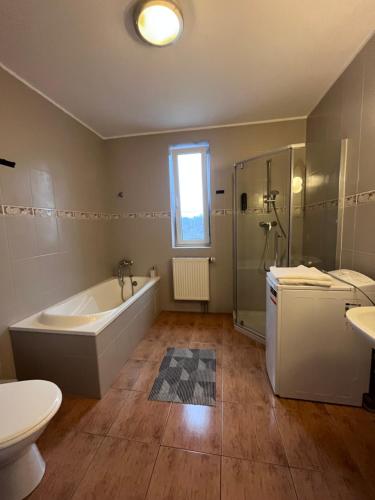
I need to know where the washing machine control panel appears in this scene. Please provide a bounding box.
[330,269,375,304]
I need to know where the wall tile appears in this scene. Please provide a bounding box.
[322,206,339,270]
[57,218,78,253]
[341,50,364,195]
[35,215,60,255]
[341,51,364,139]
[0,302,18,378]
[345,137,361,195]
[11,254,67,319]
[0,218,16,378]
[0,165,32,206]
[358,35,375,193]
[30,168,56,208]
[4,215,38,260]
[341,205,356,251]
[353,203,375,254]
[323,79,343,142]
[53,170,80,210]
[306,113,325,144]
[11,256,43,318]
[340,249,353,269]
[0,218,15,310]
[352,251,375,280]
[58,250,86,294]
[36,253,63,292]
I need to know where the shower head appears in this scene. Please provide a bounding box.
[264,189,279,206]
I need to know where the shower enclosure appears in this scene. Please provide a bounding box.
[233,144,306,341]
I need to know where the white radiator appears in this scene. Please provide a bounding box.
[172,257,210,301]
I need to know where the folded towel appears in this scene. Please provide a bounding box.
[270,265,332,281]
[269,265,333,287]
[277,278,332,287]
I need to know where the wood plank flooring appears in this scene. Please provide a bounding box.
[29,311,375,499]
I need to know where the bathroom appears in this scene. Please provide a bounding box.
[0,1,375,499]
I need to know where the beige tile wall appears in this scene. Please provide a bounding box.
[304,33,375,274]
[0,68,113,378]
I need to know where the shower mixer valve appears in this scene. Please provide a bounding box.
[259,221,277,231]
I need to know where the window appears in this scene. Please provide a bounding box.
[169,142,211,247]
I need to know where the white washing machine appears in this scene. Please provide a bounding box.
[265,269,375,406]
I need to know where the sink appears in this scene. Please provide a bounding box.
[346,307,375,347]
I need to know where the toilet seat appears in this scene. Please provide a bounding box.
[0,380,62,449]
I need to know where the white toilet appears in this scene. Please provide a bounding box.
[0,380,62,500]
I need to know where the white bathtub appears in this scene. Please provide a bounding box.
[10,276,160,398]
[11,276,159,335]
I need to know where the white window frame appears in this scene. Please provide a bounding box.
[169,142,211,248]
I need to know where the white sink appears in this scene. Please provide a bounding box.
[346,307,375,347]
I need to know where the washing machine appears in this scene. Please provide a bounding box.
[265,269,375,406]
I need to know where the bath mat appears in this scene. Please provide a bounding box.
[149,348,216,406]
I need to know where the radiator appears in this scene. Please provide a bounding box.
[172,258,210,301]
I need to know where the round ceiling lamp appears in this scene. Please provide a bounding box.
[134,1,183,47]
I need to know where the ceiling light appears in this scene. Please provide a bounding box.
[134,1,183,47]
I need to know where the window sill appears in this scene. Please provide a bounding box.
[172,246,212,250]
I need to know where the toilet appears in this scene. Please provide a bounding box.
[0,380,62,500]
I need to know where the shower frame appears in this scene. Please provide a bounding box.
[232,143,305,343]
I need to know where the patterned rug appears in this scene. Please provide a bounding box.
[148,348,216,406]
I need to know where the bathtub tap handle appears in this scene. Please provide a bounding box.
[117,259,134,285]
[120,259,134,266]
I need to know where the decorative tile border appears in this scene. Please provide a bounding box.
[33,208,55,217]
[239,208,265,215]
[0,205,120,221]
[305,200,336,211]
[237,206,289,215]
[292,207,304,216]
[304,189,375,211]
[56,209,75,219]
[0,205,232,220]
[3,190,372,222]
[122,211,171,219]
[212,208,233,216]
[326,199,339,208]
[343,190,375,208]
[357,190,375,205]
[345,195,358,207]
[3,205,34,216]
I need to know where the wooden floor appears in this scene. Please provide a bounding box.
[29,312,375,500]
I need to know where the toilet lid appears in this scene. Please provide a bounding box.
[0,380,62,448]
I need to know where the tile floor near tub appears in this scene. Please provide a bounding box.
[29,312,375,500]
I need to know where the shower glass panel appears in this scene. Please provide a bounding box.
[234,146,305,340]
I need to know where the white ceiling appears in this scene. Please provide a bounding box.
[0,0,374,138]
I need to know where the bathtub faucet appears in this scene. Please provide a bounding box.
[117,259,134,282]
[117,259,134,302]
[120,259,134,269]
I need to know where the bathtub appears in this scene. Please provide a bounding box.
[10,276,160,398]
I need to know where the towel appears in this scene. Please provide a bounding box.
[277,278,332,287]
[269,265,333,287]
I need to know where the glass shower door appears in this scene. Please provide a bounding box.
[234,149,291,339]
